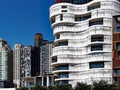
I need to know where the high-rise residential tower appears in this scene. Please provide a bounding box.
[113,15,120,84]
[50,0,120,86]
[0,38,13,82]
[13,33,54,88]
[13,44,23,88]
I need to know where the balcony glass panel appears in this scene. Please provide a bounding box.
[75,15,91,21]
[89,62,104,68]
[91,45,103,51]
[58,42,68,46]
[113,78,118,84]
[62,10,67,12]
[62,5,67,8]
[59,73,69,78]
[118,51,120,58]
[88,4,100,11]
[57,80,68,85]
[52,56,57,63]
[114,69,120,76]
[57,65,69,70]
[51,18,55,24]
[89,20,103,26]
[116,27,120,32]
[117,42,120,50]
[91,36,104,42]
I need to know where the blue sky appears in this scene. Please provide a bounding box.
[0,0,54,49]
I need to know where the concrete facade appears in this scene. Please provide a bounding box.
[50,0,120,86]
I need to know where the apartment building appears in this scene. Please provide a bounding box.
[0,38,13,87]
[50,0,120,86]
[13,33,54,88]
[113,15,120,84]
[13,44,23,88]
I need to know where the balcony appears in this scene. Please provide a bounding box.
[91,45,103,51]
[113,69,120,76]
[87,2,100,11]
[91,36,104,42]
[53,65,69,71]
[55,41,68,47]
[53,25,111,36]
[52,56,57,63]
[89,61,104,69]
[75,13,91,22]
[115,27,120,32]
[57,80,68,85]
[55,72,69,79]
[89,19,103,27]
[117,42,120,50]
[52,52,111,65]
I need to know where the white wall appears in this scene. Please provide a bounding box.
[0,88,16,90]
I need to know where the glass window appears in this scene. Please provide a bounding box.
[117,42,120,50]
[52,56,57,63]
[58,65,69,70]
[58,41,68,46]
[91,35,104,42]
[114,69,120,76]
[89,62,104,68]
[59,72,69,78]
[51,18,55,24]
[62,5,67,8]
[113,78,118,84]
[60,80,68,85]
[89,19,103,26]
[118,51,120,58]
[62,10,67,12]
[75,14,91,21]
[116,27,120,32]
[60,14,63,21]
[91,45,103,51]
[87,3,100,11]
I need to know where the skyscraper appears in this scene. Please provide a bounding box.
[13,44,23,88]
[13,33,54,88]
[50,0,120,86]
[20,46,34,87]
[40,42,53,76]
[0,38,13,82]
[34,33,48,47]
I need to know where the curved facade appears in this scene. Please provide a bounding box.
[50,0,120,86]
[55,0,93,4]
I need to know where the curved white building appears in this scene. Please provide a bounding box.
[50,0,120,86]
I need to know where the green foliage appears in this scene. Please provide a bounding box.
[74,82,91,90]
[17,80,117,90]
[17,87,28,90]
[93,80,115,90]
[115,84,120,90]
[31,84,47,90]
[48,85,57,90]
[56,84,73,90]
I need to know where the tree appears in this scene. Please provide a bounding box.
[74,82,91,90]
[48,85,57,90]
[55,84,73,90]
[31,84,47,90]
[17,87,28,90]
[93,80,115,90]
